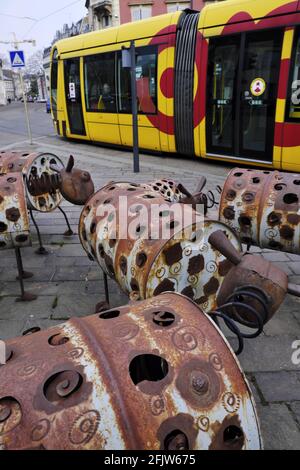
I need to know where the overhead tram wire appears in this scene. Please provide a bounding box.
[21,0,83,39]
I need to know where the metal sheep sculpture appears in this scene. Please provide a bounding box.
[0,292,262,450]
[78,177,300,354]
[0,151,94,301]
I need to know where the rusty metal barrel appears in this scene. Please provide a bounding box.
[219,167,300,253]
[0,151,64,212]
[0,293,262,450]
[79,181,241,312]
[0,172,31,251]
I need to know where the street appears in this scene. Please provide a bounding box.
[0,103,300,449]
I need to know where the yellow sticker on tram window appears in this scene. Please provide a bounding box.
[250,78,266,97]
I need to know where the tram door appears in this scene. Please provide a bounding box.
[206,30,283,162]
[64,58,86,136]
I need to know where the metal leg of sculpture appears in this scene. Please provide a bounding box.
[15,248,37,302]
[58,206,74,237]
[29,209,48,255]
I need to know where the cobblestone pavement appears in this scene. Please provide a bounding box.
[0,135,300,450]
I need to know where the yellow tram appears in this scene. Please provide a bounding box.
[51,0,300,171]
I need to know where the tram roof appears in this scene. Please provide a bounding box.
[53,0,299,56]
[54,11,181,55]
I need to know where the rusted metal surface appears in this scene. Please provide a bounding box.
[0,151,64,212]
[0,172,31,250]
[208,230,288,339]
[0,293,262,450]
[220,168,300,254]
[79,181,241,312]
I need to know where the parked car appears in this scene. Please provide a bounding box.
[46,98,51,113]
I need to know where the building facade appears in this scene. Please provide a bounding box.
[0,68,23,104]
[0,60,6,106]
[43,46,52,99]
[119,0,222,24]
[85,0,120,30]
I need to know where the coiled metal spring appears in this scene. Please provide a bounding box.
[208,285,269,355]
[200,185,222,214]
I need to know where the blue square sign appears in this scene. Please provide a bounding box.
[9,50,25,68]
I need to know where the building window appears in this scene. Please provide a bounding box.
[84,52,117,113]
[102,14,111,28]
[118,46,158,114]
[167,2,191,13]
[131,5,152,22]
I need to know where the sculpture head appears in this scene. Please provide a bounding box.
[58,155,94,205]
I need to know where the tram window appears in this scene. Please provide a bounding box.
[84,52,117,113]
[118,47,157,114]
[51,49,58,117]
[207,38,239,151]
[288,31,300,120]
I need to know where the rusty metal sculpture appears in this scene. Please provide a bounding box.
[0,293,262,450]
[79,180,241,314]
[78,179,300,354]
[219,167,300,254]
[0,151,94,301]
[207,230,300,333]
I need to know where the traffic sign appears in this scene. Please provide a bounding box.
[9,50,25,68]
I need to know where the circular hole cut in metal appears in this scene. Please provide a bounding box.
[164,430,189,450]
[90,221,97,234]
[48,333,69,346]
[22,327,41,336]
[238,215,252,227]
[293,180,300,185]
[283,193,299,205]
[233,172,243,177]
[136,252,147,268]
[129,354,169,386]
[0,222,8,233]
[119,256,127,275]
[274,183,286,191]
[226,189,237,201]
[15,234,28,243]
[252,177,260,184]
[223,425,244,449]
[152,311,175,327]
[99,309,121,319]
[267,211,282,226]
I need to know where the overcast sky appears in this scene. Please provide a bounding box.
[0,0,87,60]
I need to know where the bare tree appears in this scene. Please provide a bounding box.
[24,50,44,75]
[0,53,11,69]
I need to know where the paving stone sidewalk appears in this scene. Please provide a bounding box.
[0,138,300,449]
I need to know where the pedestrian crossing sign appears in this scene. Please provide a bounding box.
[9,50,25,68]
